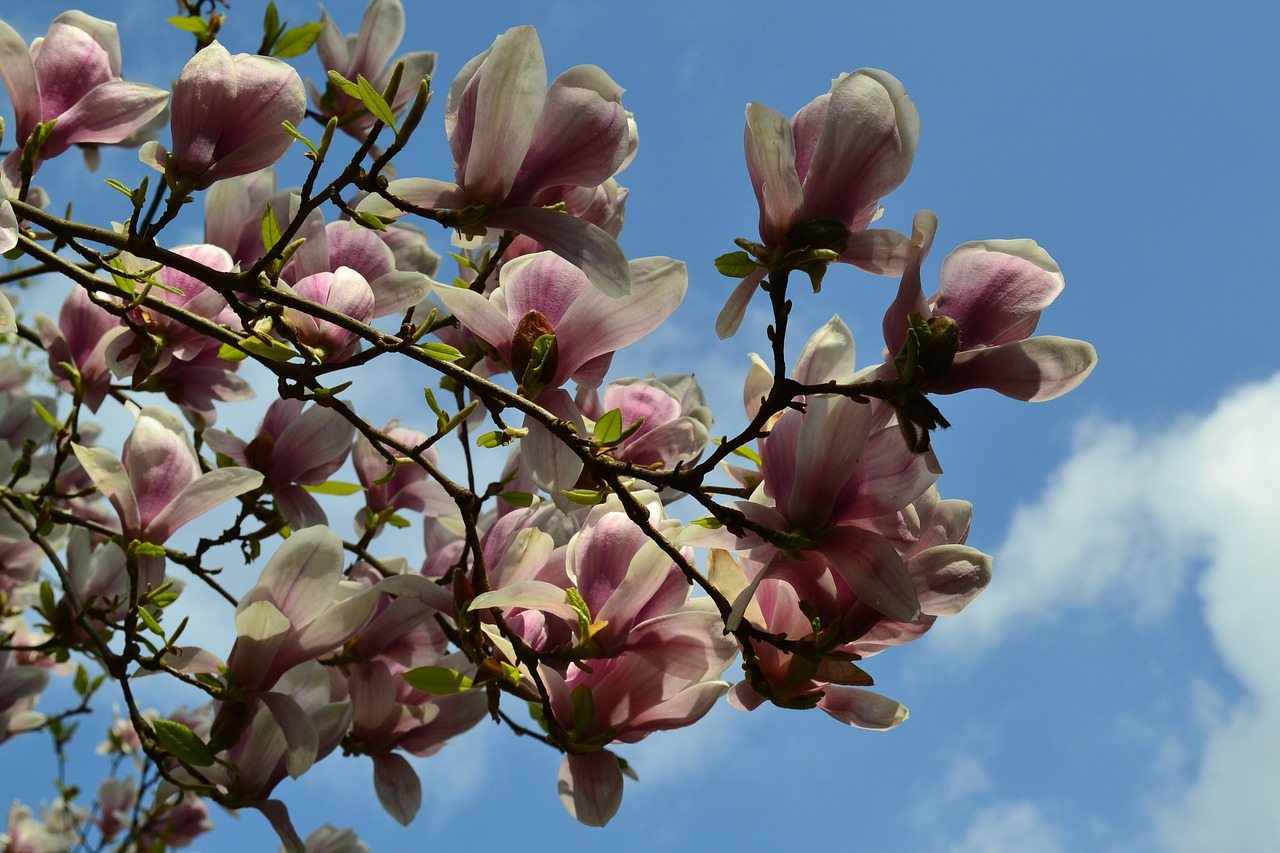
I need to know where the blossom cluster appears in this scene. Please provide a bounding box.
[0,1,1094,850]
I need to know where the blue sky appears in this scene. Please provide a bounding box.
[2,1,1278,850]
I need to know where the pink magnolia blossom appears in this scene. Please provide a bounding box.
[728,394,939,628]
[283,266,375,362]
[432,251,686,395]
[310,0,436,138]
[71,407,262,585]
[34,285,123,412]
[718,69,919,337]
[358,27,636,296]
[0,12,168,191]
[881,210,1098,401]
[577,374,713,472]
[204,397,356,529]
[141,41,305,190]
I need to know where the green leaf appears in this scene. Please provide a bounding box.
[356,74,397,129]
[273,21,324,58]
[594,409,622,446]
[105,178,134,199]
[731,444,763,466]
[149,592,180,608]
[217,343,248,362]
[565,588,592,639]
[236,335,297,363]
[351,209,389,232]
[715,251,758,278]
[261,204,282,252]
[386,512,410,529]
[498,491,535,508]
[137,606,165,637]
[302,480,363,496]
[263,1,281,41]
[73,665,89,697]
[402,666,474,695]
[326,70,362,100]
[131,541,167,557]
[166,16,210,36]
[30,399,59,429]
[38,580,56,619]
[151,719,216,767]
[476,431,503,449]
[280,120,318,156]
[562,489,604,506]
[423,388,446,422]
[416,342,463,361]
[690,517,724,529]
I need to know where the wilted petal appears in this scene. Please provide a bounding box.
[558,751,623,827]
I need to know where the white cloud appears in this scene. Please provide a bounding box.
[931,372,1280,851]
[946,802,1068,853]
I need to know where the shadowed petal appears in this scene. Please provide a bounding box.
[558,751,623,827]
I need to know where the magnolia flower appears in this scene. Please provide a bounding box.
[719,69,919,337]
[881,210,1098,401]
[141,41,305,190]
[204,398,356,529]
[432,251,686,395]
[311,0,436,137]
[72,407,262,586]
[35,285,123,412]
[0,12,168,191]
[283,266,375,362]
[358,27,636,296]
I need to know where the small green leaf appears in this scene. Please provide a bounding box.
[356,74,397,129]
[73,665,89,697]
[423,388,446,422]
[30,399,59,429]
[166,16,210,36]
[351,209,389,232]
[261,204,282,252]
[263,2,282,41]
[476,431,503,449]
[273,21,324,58]
[237,335,297,363]
[416,342,463,361]
[217,343,249,362]
[326,70,362,99]
[131,541,167,557]
[690,517,724,529]
[137,606,165,637]
[105,179,134,199]
[280,120,318,156]
[149,592,180,608]
[386,512,410,529]
[402,666,474,695]
[498,491,535,508]
[565,588,592,639]
[302,480,364,496]
[151,719,216,767]
[562,489,604,506]
[715,250,758,278]
[731,444,763,466]
[594,409,622,445]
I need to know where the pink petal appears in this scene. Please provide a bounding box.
[715,267,767,340]
[817,686,909,729]
[45,80,168,155]
[487,206,631,297]
[349,0,405,80]
[462,27,546,204]
[935,240,1065,348]
[248,526,345,626]
[838,227,913,276]
[558,751,624,827]
[373,752,421,826]
[793,315,856,385]
[71,443,140,533]
[745,101,803,245]
[934,336,1098,401]
[817,525,920,622]
[910,544,992,616]
[0,20,41,140]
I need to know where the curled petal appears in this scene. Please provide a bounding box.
[935,239,1065,348]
